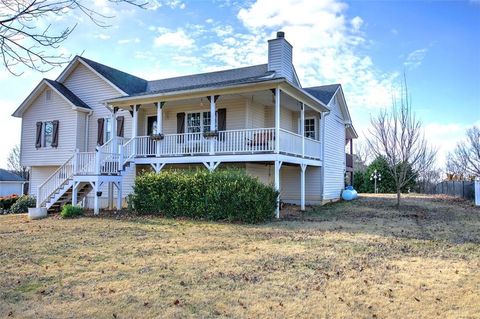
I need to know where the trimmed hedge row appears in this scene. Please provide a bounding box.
[131,169,278,223]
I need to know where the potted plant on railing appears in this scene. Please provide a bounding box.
[203,130,218,138]
[149,133,164,141]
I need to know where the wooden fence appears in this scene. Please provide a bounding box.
[432,181,475,200]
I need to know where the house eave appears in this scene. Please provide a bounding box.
[105,78,329,112]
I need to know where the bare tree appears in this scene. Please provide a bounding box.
[0,0,147,75]
[7,144,29,179]
[367,77,437,207]
[353,141,369,172]
[446,126,480,179]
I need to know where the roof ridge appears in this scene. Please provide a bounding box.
[148,64,269,83]
[77,56,148,82]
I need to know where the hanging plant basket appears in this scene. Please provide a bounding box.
[149,133,164,141]
[203,130,219,138]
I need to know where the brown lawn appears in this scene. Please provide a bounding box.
[0,194,479,318]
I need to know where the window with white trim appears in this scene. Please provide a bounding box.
[104,118,112,142]
[186,111,218,134]
[304,117,316,139]
[43,121,53,146]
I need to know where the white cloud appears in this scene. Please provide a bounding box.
[404,48,428,69]
[423,121,480,168]
[94,33,111,40]
[204,0,398,111]
[118,38,140,45]
[351,16,363,31]
[0,100,21,169]
[147,0,186,10]
[154,29,195,48]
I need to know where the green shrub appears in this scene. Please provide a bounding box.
[60,204,84,218]
[131,169,278,223]
[0,194,20,211]
[10,195,36,214]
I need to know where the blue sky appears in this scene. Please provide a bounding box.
[1,0,479,168]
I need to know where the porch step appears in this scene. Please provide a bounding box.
[47,183,93,213]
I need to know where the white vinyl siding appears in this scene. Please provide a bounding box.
[29,166,58,199]
[245,163,323,205]
[63,63,132,151]
[322,95,346,201]
[20,88,79,167]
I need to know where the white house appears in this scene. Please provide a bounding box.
[0,169,25,197]
[12,32,357,217]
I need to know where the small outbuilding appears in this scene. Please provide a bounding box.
[0,169,26,197]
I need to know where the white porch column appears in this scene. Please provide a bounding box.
[274,160,282,218]
[111,107,117,152]
[132,105,139,155]
[116,181,122,210]
[156,102,163,157]
[209,95,216,155]
[275,88,280,154]
[301,103,305,157]
[93,183,100,215]
[156,102,163,134]
[300,164,307,211]
[72,181,78,206]
[108,182,114,210]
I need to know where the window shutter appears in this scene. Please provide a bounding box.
[176,112,185,143]
[51,120,59,147]
[217,108,226,141]
[97,118,105,146]
[116,116,124,137]
[218,108,226,131]
[35,122,43,148]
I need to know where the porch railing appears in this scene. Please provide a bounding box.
[131,127,321,159]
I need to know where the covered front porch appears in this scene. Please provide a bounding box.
[103,81,329,217]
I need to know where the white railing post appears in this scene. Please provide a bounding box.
[95,150,101,175]
[73,149,78,175]
[36,189,40,208]
[301,103,305,158]
[275,88,280,154]
[119,144,124,170]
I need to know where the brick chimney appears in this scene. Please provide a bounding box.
[268,31,294,83]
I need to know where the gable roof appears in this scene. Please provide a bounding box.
[79,57,148,95]
[304,84,341,105]
[0,169,25,182]
[12,79,90,117]
[44,80,90,110]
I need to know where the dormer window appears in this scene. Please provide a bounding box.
[46,89,52,101]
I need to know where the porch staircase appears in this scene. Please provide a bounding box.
[37,138,135,212]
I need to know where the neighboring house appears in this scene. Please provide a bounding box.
[12,32,357,217]
[0,169,25,197]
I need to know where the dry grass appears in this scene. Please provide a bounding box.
[0,194,479,318]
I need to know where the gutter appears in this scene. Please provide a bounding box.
[103,78,286,104]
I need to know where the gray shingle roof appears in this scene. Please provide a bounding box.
[146,64,270,93]
[304,84,340,105]
[45,79,90,110]
[79,56,148,95]
[0,169,25,182]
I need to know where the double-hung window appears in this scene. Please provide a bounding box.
[43,121,54,147]
[186,111,218,136]
[304,117,316,139]
[104,118,112,142]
